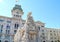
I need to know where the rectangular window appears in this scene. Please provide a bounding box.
[7,21,11,23]
[42,37,45,39]
[0,30,2,33]
[14,30,17,34]
[16,15,19,17]
[14,24,19,29]
[6,24,10,29]
[50,37,53,39]
[38,26,40,30]
[50,33,52,35]
[6,30,10,34]
[42,33,45,35]
[0,19,4,22]
[0,25,3,33]
[41,26,44,27]
[42,30,44,32]
[50,30,52,32]
[55,37,56,39]
[0,25,3,29]
[54,33,56,36]
[0,35,2,39]
[8,30,10,34]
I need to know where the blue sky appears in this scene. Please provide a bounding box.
[0,0,60,28]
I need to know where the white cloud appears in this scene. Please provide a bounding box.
[0,0,3,3]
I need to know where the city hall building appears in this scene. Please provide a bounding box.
[0,4,60,42]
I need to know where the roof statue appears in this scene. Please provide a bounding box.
[27,12,32,16]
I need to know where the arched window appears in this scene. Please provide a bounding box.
[14,23,19,29]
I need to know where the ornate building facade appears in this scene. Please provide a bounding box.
[0,4,60,42]
[0,4,24,42]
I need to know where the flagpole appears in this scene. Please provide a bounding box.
[16,0,19,4]
[16,0,18,2]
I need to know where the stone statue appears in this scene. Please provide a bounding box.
[27,12,32,16]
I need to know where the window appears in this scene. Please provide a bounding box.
[55,41,57,42]
[40,35,42,37]
[42,37,45,39]
[42,33,45,35]
[6,30,10,34]
[16,15,19,17]
[27,24,29,26]
[14,15,15,16]
[0,19,4,22]
[42,30,44,32]
[0,30,2,33]
[38,26,40,30]
[54,33,56,36]
[41,26,44,27]
[1,25,3,28]
[7,21,11,23]
[0,25,3,29]
[14,30,17,34]
[54,31,55,32]
[55,37,56,39]
[0,36,1,39]
[22,23,24,25]
[50,33,52,35]
[50,37,53,39]
[20,15,21,17]
[8,30,10,34]
[0,25,3,33]
[50,30,52,32]
[6,25,10,29]
[14,24,19,29]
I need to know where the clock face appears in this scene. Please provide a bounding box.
[16,11,19,14]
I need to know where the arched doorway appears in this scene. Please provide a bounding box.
[43,41,45,42]
[5,40,8,42]
[0,40,1,42]
[51,41,53,42]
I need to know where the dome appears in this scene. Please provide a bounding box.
[12,4,23,12]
